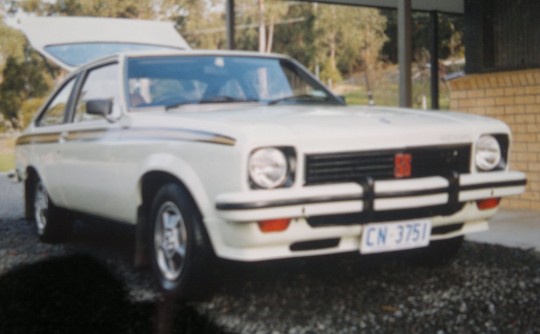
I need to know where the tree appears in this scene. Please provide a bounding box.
[353,8,387,103]
[157,0,226,49]
[0,49,53,129]
[381,10,465,63]
[233,0,288,53]
[20,0,154,18]
[271,3,317,69]
[313,4,387,89]
[260,0,288,53]
[0,20,25,75]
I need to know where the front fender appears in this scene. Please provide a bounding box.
[136,153,212,217]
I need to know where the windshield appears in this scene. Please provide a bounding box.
[45,43,184,68]
[126,55,340,109]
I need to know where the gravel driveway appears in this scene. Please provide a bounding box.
[0,175,539,333]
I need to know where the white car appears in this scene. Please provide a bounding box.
[15,17,526,298]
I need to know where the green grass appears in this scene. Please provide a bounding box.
[335,66,452,110]
[342,82,451,110]
[0,138,15,172]
[344,86,399,106]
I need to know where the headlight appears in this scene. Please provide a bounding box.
[248,147,290,189]
[475,135,502,171]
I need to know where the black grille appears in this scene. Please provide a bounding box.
[305,144,471,185]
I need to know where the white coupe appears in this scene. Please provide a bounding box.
[15,17,526,298]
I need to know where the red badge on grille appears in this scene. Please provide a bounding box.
[394,153,412,178]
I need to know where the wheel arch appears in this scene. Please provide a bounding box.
[135,170,214,267]
[139,171,203,219]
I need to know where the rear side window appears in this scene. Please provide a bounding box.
[36,78,76,127]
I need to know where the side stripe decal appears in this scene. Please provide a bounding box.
[16,127,236,146]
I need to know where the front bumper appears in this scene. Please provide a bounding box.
[212,171,526,261]
[216,171,526,222]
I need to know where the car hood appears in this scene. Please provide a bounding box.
[131,104,509,152]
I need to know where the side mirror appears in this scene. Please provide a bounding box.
[337,95,347,105]
[86,99,117,123]
[86,99,113,117]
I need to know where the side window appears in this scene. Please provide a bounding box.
[74,63,120,122]
[37,78,76,127]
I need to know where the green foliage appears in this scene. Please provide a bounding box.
[271,4,317,69]
[320,57,342,84]
[310,5,387,84]
[0,21,26,74]
[20,97,46,128]
[0,49,53,129]
[158,0,227,49]
[381,10,465,63]
[21,0,154,18]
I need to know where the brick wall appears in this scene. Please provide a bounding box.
[448,68,540,210]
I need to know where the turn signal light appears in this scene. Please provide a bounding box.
[258,219,291,233]
[476,198,501,210]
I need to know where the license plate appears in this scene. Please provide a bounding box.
[360,219,432,254]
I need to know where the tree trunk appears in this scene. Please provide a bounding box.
[258,0,266,53]
[364,67,375,106]
[362,49,375,106]
[330,33,336,71]
[266,17,274,53]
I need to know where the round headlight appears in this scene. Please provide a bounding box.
[475,135,502,171]
[249,148,288,189]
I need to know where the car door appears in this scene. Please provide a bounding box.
[58,62,127,219]
[29,76,79,208]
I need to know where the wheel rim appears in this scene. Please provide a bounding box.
[34,182,48,236]
[154,201,188,281]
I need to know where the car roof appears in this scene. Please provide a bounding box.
[73,49,291,72]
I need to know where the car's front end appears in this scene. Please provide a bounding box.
[204,107,527,261]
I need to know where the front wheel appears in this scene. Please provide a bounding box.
[148,183,213,299]
[32,180,71,243]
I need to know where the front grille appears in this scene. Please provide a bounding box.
[305,144,471,185]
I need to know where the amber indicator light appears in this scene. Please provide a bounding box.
[258,219,291,233]
[476,198,501,210]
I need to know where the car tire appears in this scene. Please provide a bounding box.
[404,236,464,266]
[32,180,72,243]
[148,183,213,299]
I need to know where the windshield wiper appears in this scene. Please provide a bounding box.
[164,101,198,110]
[267,94,330,105]
[165,96,258,110]
[199,96,259,104]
